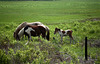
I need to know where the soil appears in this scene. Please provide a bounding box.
[79,18,100,22]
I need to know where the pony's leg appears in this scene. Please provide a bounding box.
[72,38,75,44]
[29,32,33,42]
[21,35,25,40]
[69,36,74,44]
[71,36,75,44]
[29,33,33,42]
[25,35,30,45]
[61,36,63,43]
[38,36,42,42]
[66,36,69,43]
[41,30,46,40]
[42,34,45,39]
[70,36,75,44]
[70,37,72,44]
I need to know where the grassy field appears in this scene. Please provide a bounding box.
[0,1,100,24]
[0,0,100,64]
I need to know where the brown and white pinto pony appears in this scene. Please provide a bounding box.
[17,25,47,45]
[14,22,50,41]
[54,28,74,44]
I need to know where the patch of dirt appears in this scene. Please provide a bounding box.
[79,18,100,22]
[88,39,100,47]
[78,57,96,64]
[80,39,100,48]
[45,22,67,25]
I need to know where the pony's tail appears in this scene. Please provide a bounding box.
[46,29,50,41]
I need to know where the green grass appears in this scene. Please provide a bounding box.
[0,1,100,24]
[0,1,100,64]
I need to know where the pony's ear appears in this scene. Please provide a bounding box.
[55,27,58,30]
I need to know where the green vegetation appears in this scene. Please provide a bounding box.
[0,0,100,64]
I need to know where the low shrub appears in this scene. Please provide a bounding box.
[0,50,10,64]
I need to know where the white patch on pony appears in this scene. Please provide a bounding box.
[59,30,71,36]
[18,27,25,39]
[25,27,35,34]
[25,27,35,45]
[64,30,70,35]
[58,29,69,36]
[38,24,47,29]
[58,30,62,35]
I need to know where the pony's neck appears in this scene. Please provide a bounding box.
[18,27,24,39]
[58,30,62,35]
[15,22,27,34]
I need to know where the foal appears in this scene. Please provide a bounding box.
[54,28,74,44]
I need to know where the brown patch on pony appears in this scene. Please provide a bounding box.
[24,25,47,40]
[62,31,65,34]
[32,25,49,40]
[67,30,73,40]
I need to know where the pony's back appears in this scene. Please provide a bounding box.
[14,22,43,40]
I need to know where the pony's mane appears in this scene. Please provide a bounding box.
[27,22,42,25]
[15,22,27,34]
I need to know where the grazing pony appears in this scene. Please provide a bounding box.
[54,28,74,44]
[17,25,47,45]
[14,22,50,41]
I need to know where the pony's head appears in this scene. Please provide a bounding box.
[54,28,60,34]
[16,34,20,41]
[13,32,20,40]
